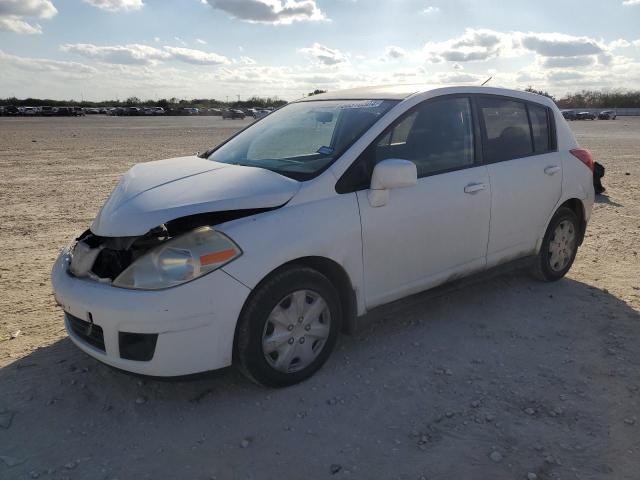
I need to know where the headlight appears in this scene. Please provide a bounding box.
[113,226,241,290]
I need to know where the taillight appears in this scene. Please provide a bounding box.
[570,148,594,172]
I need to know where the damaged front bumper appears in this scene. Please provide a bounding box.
[52,246,251,376]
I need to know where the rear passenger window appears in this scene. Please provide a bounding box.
[374,97,475,177]
[479,97,533,162]
[528,104,551,153]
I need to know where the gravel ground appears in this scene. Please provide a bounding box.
[0,115,639,480]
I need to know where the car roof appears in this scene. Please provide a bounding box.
[295,84,556,106]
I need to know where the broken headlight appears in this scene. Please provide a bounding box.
[112,226,241,290]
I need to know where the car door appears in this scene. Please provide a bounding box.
[476,96,562,267]
[349,96,491,309]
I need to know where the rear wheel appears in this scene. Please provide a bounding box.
[235,266,341,387]
[532,207,579,281]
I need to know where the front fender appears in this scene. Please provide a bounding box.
[219,193,366,316]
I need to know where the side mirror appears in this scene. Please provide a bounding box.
[368,159,417,207]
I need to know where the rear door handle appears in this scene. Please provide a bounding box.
[464,183,486,194]
[544,165,561,175]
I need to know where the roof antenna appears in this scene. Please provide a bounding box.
[481,76,492,86]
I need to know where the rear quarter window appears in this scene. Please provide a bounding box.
[528,104,552,153]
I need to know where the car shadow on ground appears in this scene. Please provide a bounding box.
[1,268,639,479]
[595,193,623,206]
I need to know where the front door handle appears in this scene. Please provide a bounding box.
[464,183,486,194]
[544,165,561,175]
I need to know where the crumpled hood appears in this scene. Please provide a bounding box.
[90,156,300,237]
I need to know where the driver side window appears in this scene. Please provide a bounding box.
[336,96,476,193]
[374,97,475,177]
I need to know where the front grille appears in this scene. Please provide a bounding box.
[66,313,105,352]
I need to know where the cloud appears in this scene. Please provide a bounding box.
[540,56,596,68]
[239,56,256,64]
[622,0,640,5]
[0,0,57,17]
[433,72,484,84]
[547,70,587,82]
[60,43,170,65]
[196,38,207,45]
[203,0,325,24]
[609,39,631,49]
[384,46,406,60]
[82,0,144,12]
[519,32,603,57]
[0,0,57,34]
[163,46,230,65]
[422,29,611,64]
[421,6,439,14]
[61,42,232,66]
[423,29,512,62]
[0,49,97,78]
[0,16,41,33]
[300,43,348,65]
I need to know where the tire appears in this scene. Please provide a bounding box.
[531,207,580,281]
[235,266,341,387]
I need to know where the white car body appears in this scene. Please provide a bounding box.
[52,85,594,377]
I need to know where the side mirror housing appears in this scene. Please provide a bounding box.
[368,159,417,207]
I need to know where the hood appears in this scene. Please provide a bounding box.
[90,156,300,237]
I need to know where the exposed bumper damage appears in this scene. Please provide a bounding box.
[55,207,276,375]
[52,245,251,376]
[53,155,300,375]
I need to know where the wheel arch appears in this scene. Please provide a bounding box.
[538,197,586,253]
[558,198,586,245]
[232,256,359,355]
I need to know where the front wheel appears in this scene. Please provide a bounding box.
[235,266,341,387]
[532,207,580,281]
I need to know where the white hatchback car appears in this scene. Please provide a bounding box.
[52,85,595,386]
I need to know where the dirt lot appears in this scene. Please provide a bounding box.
[0,115,639,480]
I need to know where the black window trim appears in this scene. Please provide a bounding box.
[474,93,558,166]
[336,93,482,194]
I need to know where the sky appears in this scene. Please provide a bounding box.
[0,0,639,102]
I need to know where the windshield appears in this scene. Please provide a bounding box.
[208,99,398,179]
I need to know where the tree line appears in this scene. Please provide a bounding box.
[0,95,287,110]
[524,87,640,108]
[3,89,640,109]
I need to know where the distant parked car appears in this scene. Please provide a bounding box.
[4,105,20,116]
[561,110,577,121]
[84,108,100,115]
[222,109,246,120]
[253,109,271,120]
[56,107,73,116]
[41,106,57,116]
[576,111,596,120]
[598,110,616,120]
[22,106,39,115]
